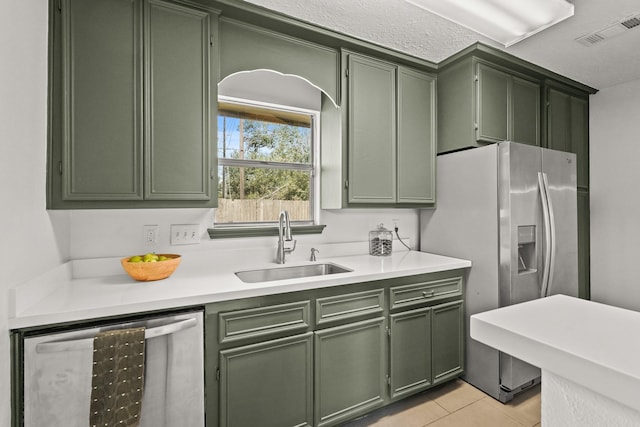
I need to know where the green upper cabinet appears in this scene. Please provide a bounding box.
[56,0,143,202]
[438,58,540,153]
[476,63,509,143]
[511,76,541,147]
[397,67,436,204]
[546,85,590,190]
[145,0,212,201]
[48,0,217,209]
[333,50,436,208]
[346,52,397,205]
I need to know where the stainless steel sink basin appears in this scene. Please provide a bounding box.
[235,263,352,283]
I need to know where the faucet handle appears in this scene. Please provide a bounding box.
[310,247,319,261]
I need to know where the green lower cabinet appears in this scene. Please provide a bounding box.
[219,333,314,427]
[432,301,464,384]
[209,273,466,427]
[314,317,387,427]
[389,300,464,399]
[389,307,432,400]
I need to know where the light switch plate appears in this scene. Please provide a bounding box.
[170,224,200,245]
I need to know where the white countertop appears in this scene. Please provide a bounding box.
[9,248,471,329]
[471,294,640,413]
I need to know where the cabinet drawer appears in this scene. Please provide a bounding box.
[316,289,384,325]
[390,276,462,309]
[219,301,311,344]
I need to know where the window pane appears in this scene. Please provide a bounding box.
[217,166,312,223]
[218,116,311,164]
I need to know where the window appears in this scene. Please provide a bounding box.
[215,96,317,226]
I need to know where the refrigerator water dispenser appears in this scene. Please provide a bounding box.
[517,225,536,273]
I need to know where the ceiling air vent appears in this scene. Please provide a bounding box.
[621,16,640,29]
[577,33,605,46]
[576,13,640,46]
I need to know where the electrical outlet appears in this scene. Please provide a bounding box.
[143,225,160,246]
[392,219,400,230]
[170,224,200,245]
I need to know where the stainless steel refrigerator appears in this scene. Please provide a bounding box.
[420,141,578,402]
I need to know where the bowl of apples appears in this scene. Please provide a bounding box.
[121,253,181,281]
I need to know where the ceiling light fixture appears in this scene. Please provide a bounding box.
[406,0,574,47]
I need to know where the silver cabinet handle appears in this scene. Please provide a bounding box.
[422,290,435,298]
[35,317,197,354]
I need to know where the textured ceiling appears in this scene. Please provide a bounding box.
[242,0,640,90]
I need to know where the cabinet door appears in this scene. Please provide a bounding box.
[389,307,431,400]
[397,67,436,204]
[347,53,396,204]
[61,0,143,200]
[476,64,509,144]
[145,0,211,200]
[219,333,313,427]
[546,88,590,298]
[315,317,386,426]
[546,88,571,152]
[571,96,589,189]
[432,301,464,385]
[511,77,540,146]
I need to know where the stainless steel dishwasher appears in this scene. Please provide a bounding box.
[21,309,204,427]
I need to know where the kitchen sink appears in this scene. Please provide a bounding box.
[235,263,353,283]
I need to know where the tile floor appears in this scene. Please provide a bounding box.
[341,379,541,427]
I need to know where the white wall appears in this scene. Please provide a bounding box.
[590,78,640,310]
[0,1,69,426]
[67,208,419,259]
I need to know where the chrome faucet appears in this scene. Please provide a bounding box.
[276,210,296,264]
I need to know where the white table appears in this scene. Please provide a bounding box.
[471,295,640,427]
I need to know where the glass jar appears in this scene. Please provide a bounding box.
[369,224,393,256]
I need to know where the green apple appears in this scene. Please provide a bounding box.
[143,252,159,262]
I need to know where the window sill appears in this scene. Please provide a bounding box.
[207,224,326,239]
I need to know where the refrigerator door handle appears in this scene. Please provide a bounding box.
[34,317,198,354]
[542,172,557,297]
[538,172,553,298]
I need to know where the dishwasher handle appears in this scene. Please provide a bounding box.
[35,317,198,354]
